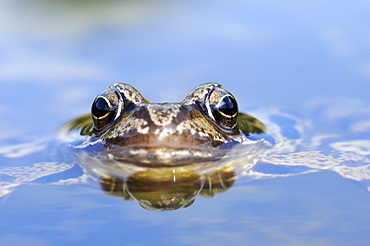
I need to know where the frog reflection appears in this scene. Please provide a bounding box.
[65,82,265,210]
[99,164,235,211]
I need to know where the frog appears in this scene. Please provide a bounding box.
[61,82,266,211]
[66,82,265,165]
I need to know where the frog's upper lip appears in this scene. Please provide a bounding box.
[103,132,224,149]
[115,142,204,149]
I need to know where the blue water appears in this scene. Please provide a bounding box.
[1,1,370,245]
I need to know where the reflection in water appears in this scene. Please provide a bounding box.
[99,165,234,211]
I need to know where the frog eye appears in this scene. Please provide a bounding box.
[91,87,122,132]
[188,83,239,132]
[91,83,148,132]
[205,87,238,131]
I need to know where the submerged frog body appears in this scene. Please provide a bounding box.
[67,82,265,167]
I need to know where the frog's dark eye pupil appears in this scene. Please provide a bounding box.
[204,88,239,131]
[216,96,238,117]
[92,97,113,118]
[91,93,119,132]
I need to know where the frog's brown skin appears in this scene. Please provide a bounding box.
[64,82,265,211]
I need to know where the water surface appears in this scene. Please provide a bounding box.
[1,1,370,245]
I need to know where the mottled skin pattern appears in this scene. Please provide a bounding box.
[66,82,265,166]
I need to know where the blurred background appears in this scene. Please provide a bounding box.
[1,0,369,140]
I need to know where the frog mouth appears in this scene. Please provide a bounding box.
[76,133,266,169]
[77,136,231,167]
[103,133,225,149]
[103,138,227,166]
[76,129,254,167]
